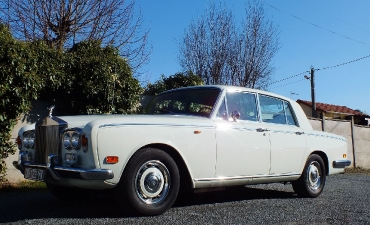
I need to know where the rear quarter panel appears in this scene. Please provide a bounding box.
[304,130,348,175]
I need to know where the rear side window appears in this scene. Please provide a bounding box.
[259,95,297,126]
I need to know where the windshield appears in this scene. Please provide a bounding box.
[145,88,221,118]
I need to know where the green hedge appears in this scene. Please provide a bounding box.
[0,25,142,181]
[0,25,43,180]
[39,40,143,115]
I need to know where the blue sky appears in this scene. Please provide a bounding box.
[137,0,370,114]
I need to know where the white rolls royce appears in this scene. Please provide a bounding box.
[14,85,351,216]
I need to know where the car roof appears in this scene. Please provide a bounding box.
[160,85,292,102]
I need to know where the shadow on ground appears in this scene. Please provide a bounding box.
[0,185,296,223]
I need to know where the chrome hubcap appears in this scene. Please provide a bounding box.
[307,161,321,190]
[135,160,170,204]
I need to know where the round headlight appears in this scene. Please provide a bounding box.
[63,132,72,149]
[23,132,29,148]
[28,131,35,148]
[71,132,80,149]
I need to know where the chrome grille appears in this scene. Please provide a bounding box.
[34,125,60,164]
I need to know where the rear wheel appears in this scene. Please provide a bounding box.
[114,148,180,216]
[292,154,326,198]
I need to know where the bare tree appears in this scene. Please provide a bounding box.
[0,0,151,73]
[178,1,279,89]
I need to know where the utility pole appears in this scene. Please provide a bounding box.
[310,67,317,118]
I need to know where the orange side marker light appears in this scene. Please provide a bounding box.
[106,156,119,164]
[343,154,347,158]
[194,130,201,134]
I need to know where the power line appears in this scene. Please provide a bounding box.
[267,70,310,86]
[270,78,306,90]
[316,54,370,71]
[301,1,370,36]
[265,3,370,46]
[269,53,370,89]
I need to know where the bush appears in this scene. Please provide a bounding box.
[0,28,142,181]
[0,25,43,181]
[144,71,203,96]
[39,40,143,115]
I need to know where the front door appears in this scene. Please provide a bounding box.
[215,91,270,177]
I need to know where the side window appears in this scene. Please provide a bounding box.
[284,101,297,126]
[259,95,297,126]
[216,98,227,120]
[225,92,258,121]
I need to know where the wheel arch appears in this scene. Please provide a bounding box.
[121,143,194,191]
[310,150,329,175]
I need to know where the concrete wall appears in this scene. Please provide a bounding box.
[6,118,32,183]
[308,117,370,169]
[300,104,314,118]
[308,119,322,131]
[353,126,370,168]
[325,119,353,165]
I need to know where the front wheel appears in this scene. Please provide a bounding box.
[292,154,326,198]
[114,148,180,216]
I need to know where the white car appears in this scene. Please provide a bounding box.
[14,85,351,215]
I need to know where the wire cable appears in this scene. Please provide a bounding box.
[316,54,370,71]
[270,78,306,90]
[268,53,370,89]
[267,70,310,86]
[265,3,370,46]
[301,1,370,36]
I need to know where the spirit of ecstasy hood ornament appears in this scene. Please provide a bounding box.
[47,105,55,118]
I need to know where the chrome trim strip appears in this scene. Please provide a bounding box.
[194,172,300,182]
[305,132,347,142]
[99,123,215,129]
[333,160,351,168]
[269,130,297,135]
[54,167,114,180]
[231,126,257,132]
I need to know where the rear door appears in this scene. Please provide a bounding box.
[258,95,306,175]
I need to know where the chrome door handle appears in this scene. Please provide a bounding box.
[256,128,269,132]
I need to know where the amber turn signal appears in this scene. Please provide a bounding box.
[81,134,88,152]
[106,156,119,164]
[194,130,201,134]
[16,135,21,145]
[343,154,347,158]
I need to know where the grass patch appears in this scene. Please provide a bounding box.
[344,167,370,174]
[0,180,47,192]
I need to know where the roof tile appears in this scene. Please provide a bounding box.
[297,100,364,116]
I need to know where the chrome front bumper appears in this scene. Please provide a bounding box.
[333,160,351,168]
[14,152,114,181]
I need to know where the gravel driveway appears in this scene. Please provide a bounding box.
[0,173,369,224]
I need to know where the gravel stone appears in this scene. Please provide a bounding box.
[0,173,369,224]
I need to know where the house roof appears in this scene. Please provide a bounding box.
[296,100,364,116]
